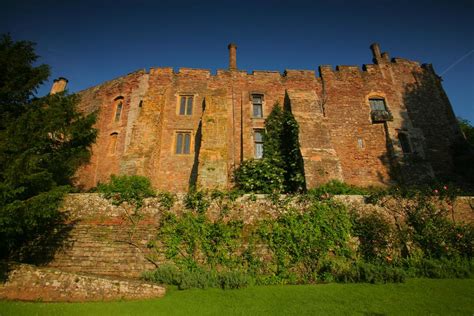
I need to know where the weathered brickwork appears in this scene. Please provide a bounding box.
[66,43,463,192]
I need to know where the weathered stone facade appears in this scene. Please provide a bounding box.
[61,43,462,192]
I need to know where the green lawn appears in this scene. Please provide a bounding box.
[1,279,473,315]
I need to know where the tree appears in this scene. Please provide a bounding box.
[263,94,306,192]
[0,34,97,260]
[234,93,305,193]
[452,117,474,185]
[458,117,474,146]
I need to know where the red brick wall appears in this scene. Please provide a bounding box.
[74,48,462,192]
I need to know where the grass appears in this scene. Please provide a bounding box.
[0,279,473,315]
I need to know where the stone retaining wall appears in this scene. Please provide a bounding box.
[0,263,165,302]
[44,193,473,278]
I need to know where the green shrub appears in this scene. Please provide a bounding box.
[307,180,369,199]
[143,265,252,290]
[142,264,183,286]
[233,158,285,193]
[352,212,393,262]
[157,191,176,210]
[184,190,211,214]
[401,257,473,279]
[405,200,474,259]
[258,200,352,281]
[97,175,155,208]
[157,212,244,270]
[218,270,252,289]
[341,262,404,284]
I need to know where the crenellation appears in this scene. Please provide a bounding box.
[71,43,463,191]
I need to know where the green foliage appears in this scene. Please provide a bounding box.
[184,189,211,214]
[0,35,97,260]
[142,264,250,290]
[258,201,352,281]
[458,117,474,146]
[351,212,393,262]
[233,159,285,193]
[97,175,155,209]
[157,210,244,270]
[452,117,474,184]
[308,180,371,199]
[405,199,473,259]
[262,99,306,192]
[0,34,50,125]
[145,189,473,290]
[400,257,472,279]
[234,96,305,194]
[319,259,406,283]
[280,94,306,192]
[157,191,176,210]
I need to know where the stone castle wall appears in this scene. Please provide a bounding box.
[73,44,463,192]
[43,194,473,278]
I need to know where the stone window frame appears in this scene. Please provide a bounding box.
[250,93,265,119]
[113,96,124,123]
[177,94,195,116]
[253,129,264,159]
[174,130,193,155]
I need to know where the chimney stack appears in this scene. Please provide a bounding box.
[50,77,68,94]
[228,43,237,70]
[370,43,389,64]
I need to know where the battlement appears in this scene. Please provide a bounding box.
[69,42,459,192]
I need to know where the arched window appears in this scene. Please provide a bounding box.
[114,96,124,122]
[109,132,118,154]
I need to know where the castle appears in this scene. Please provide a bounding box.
[50,43,463,192]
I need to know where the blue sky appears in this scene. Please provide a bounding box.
[2,0,473,121]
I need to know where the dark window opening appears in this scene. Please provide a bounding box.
[115,102,123,122]
[176,132,191,154]
[398,133,411,154]
[252,94,263,118]
[254,130,264,159]
[179,96,194,115]
[109,132,118,154]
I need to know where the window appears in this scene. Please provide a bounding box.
[176,132,191,154]
[252,94,263,118]
[369,98,387,111]
[109,133,118,155]
[254,130,264,159]
[369,98,393,123]
[115,102,123,122]
[113,96,124,122]
[357,138,365,149]
[398,133,411,154]
[179,95,193,115]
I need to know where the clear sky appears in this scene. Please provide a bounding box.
[2,0,473,122]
